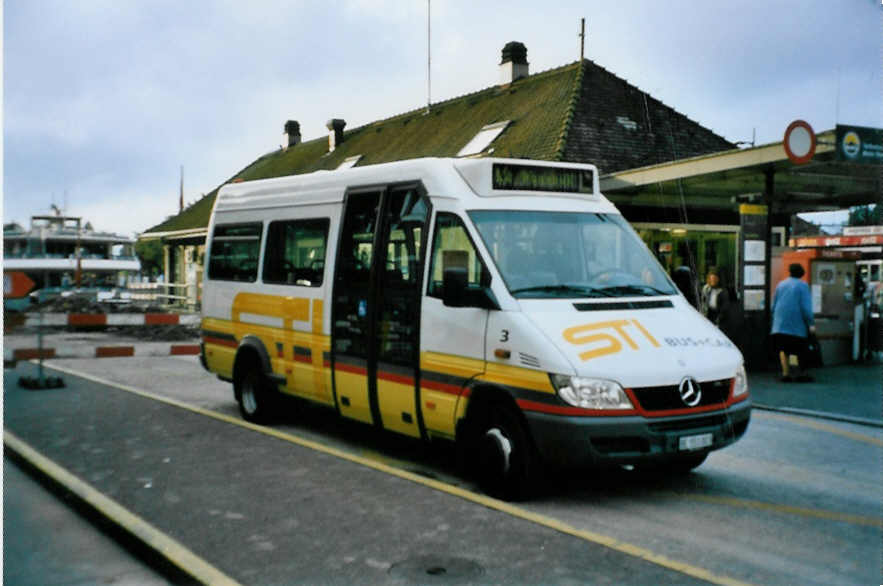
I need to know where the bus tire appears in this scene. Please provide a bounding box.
[235,361,274,423]
[475,402,537,501]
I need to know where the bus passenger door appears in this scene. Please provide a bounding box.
[374,187,429,438]
[331,190,380,424]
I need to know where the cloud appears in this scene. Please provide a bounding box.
[4,0,881,236]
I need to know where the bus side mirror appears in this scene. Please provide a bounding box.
[442,266,500,310]
[442,266,468,307]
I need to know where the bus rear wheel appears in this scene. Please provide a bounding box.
[235,364,273,423]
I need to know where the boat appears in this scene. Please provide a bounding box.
[4,209,141,311]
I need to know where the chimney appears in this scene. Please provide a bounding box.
[283,120,301,150]
[326,119,346,152]
[499,41,529,86]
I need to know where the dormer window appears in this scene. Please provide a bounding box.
[616,116,638,131]
[337,155,362,169]
[457,121,511,157]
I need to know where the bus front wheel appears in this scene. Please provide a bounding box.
[474,403,538,501]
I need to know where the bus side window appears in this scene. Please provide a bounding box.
[208,223,262,282]
[427,213,489,298]
[262,218,330,287]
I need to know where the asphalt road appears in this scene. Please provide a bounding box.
[5,356,882,585]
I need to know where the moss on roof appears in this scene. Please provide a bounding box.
[143,58,731,238]
[143,63,580,236]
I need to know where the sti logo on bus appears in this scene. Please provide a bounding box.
[562,319,660,361]
[492,163,593,194]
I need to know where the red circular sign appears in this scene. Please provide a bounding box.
[783,120,816,165]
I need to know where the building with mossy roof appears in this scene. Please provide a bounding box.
[141,42,733,295]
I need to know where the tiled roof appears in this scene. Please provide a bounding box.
[560,61,733,172]
[143,59,732,236]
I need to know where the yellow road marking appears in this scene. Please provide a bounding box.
[4,431,242,586]
[40,361,753,586]
[754,411,883,446]
[683,494,883,528]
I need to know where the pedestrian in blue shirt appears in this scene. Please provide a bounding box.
[771,263,815,382]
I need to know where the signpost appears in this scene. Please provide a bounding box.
[7,271,65,389]
[783,120,816,165]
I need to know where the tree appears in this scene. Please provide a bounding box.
[848,204,881,226]
[135,238,163,277]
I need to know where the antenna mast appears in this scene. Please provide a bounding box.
[579,17,585,60]
[426,0,431,114]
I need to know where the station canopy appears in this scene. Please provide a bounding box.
[600,126,880,217]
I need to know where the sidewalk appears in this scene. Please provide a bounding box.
[747,362,882,426]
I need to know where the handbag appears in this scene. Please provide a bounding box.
[805,332,823,368]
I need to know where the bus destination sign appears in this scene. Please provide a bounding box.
[492,163,593,194]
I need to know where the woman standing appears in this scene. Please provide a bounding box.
[700,267,729,325]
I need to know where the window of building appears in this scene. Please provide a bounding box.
[208,223,262,282]
[457,120,510,157]
[262,218,329,286]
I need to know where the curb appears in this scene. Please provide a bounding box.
[6,344,200,362]
[753,403,883,429]
[23,313,200,328]
[4,431,241,585]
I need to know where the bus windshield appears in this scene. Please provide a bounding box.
[469,210,677,299]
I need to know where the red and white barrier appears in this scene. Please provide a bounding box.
[7,343,200,361]
[23,313,201,328]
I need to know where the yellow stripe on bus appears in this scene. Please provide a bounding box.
[481,362,555,394]
[232,292,311,328]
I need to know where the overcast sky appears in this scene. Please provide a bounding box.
[4,0,881,236]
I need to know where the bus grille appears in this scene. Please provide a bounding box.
[631,378,731,411]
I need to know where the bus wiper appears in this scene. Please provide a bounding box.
[509,284,615,297]
[597,284,671,296]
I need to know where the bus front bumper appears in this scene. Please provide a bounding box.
[523,399,751,469]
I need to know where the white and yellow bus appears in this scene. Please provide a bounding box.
[201,158,750,499]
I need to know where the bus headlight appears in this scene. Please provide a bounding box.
[550,375,634,410]
[732,364,748,397]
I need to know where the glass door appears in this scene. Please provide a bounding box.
[374,187,429,437]
[332,191,381,424]
[331,186,429,436]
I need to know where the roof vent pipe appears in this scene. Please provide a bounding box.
[326,119,346,152]
[283,120,301,150]
[499,41,529,86]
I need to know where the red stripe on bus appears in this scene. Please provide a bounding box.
[420,378,463,396]
[623,388,740,418]
[377,371,414,386]
[203,336,237,348]
[516,398,638,417]
[335,362,367,376]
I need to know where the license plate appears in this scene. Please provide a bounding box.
[679,433,713,451]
